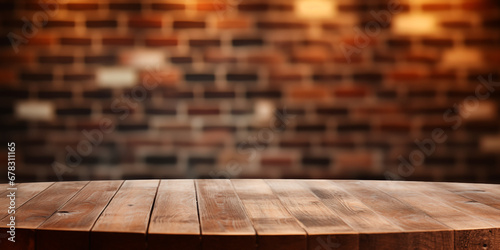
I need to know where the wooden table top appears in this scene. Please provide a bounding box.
[0,180,499,250]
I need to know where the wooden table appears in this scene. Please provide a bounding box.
[0,180,499,250]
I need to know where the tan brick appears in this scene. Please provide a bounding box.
[96,67,138,88]
[16,101,54,121]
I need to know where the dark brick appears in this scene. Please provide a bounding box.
[173,21,205,29]
[83,89,113,99]
[227,73,258,82]
[204,90,235,99]
[232,38,264,47]
[189,39,220,47]
[86,20,118,28]
[38,56,74,64]
[185,73,215,82]
[56,107,92,116]
[145,155,177,165]
[246,90,281,99]
[38,90,72,99]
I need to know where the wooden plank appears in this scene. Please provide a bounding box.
[404,182,500,227]
[304,180,402,233]
[266,180,358,250]
[36,180,123,250]
[91,180,159,250]
[369,181,499,249]
[196,179,256,250]
[433,182,500,210]
[232,179,307,250]
[332,181,453,250]
[0,182,53,220]
[148,180,200,250]
[405,181,500,249]
[0,181,88,250]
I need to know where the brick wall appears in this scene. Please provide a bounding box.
[1,0,500,182]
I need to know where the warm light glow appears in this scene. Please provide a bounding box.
[442,48,482,67]
[296,0,335,18]
[393,14,437,35]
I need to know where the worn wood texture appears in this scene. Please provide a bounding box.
[196,179,256,250]
[232,179,307,250]
[148,180,201,250]
[36,180,123,250]
[0,181,88,250]
[0,180,499,250]
[91,180,159,250]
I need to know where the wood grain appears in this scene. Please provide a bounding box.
[196,179,256,250]
[266,180,358,250]
[334,181,453,250]
[0,181,88,250]
[369,181,499,249]
[232,179,307,250]
[148,180,201,250]
[1,180,500,250]
[91,180,159,250]
[36,180,123,250]
[0,182,53,220]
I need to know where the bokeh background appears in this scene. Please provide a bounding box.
[1,0,499,183]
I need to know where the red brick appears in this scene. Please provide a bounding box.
[290,86,330,100]
[86,19,118,28]
[0,69,16,85]
[333,86,368,98]
[173,20,205,29]
[247,52,284,64]
[66,3,99,10]
[389,70,425,81]
[144,36,178,47]
[38,55,74,64]
[292,48,329,64]
[336,152,378,174]
[441,20,472,29]
[151,3,185,11]
[196,2,227,11]
[204,50,237,63]
[217,17,252,29]
[269,69,303,82]
[29,34,56,46]
[139,69,179,87]
[128,16,163,29]
[187,105,220,115]
[379,121,412,132]
[102,36,135,46]
[261,156,294,168]
[60,37,91,46]
[257,21,307,30]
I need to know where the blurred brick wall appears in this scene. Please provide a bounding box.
[1,0,499,182]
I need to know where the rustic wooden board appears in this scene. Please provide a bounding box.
[148,180,201,250]
[370,181,499,249]
[0,181,88,250]
[434,182,500,210]
[266,180,358,250]
[334,181,453,250]
[232,179,307,250]
[1,180,500,249]
[405,181,500,249]
[0,182,53,220]
[36,180,123,250]
[91,180,159,250]
[196,179,256,250]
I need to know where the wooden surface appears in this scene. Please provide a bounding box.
[0,180,499,250]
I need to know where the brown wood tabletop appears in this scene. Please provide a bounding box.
[0,180,499,250]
